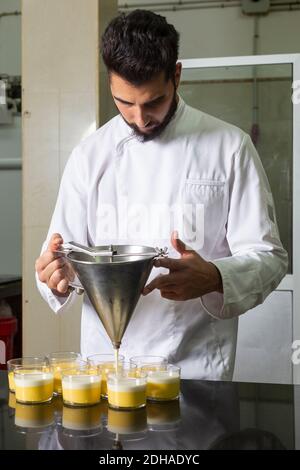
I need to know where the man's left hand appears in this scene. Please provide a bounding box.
[142,231,223,301]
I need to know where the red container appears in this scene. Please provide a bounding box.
[0,316,18,370]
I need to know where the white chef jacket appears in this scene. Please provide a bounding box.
[36,96,288,380]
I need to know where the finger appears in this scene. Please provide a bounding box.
[143,274,179,295]
[35,251,65,273]
[171,230,188,255]
[38,258,66,284]
[56,278,70,294]
[47,233,64,252]
[160,291,179,301]
[154,257,183,270]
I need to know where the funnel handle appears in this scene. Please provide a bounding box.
[54,247,84,295]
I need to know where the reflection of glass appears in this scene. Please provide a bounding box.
[61,366,101,407]
[180,63,293,272]
[147,399,181,432]
[7,357,47,393]
[14,366,53,404]
[87,354,125,398]
[107,364,146,410]
[107,407,147,435]
[15,400,54,430]
[143,364,180,401]
[62,403,102,434]
[52,395,63,425]
[46,352,83,395]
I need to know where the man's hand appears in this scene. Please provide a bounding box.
[142,231,223,301]
[35,233,75,296]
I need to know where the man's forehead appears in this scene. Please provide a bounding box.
[110,71,170,103]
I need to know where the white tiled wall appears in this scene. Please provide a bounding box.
[22,0,118,355]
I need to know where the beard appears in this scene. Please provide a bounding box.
[121,88,178,143]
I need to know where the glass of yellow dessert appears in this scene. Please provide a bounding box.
[142,364,181,401]
[87,353,125,399]
[7,357,47,393]
[61,366,101,407]
[14,366,54,404]
[46,352,83,395]
[107,364,146,410]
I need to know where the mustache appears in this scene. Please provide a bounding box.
[121,90,178,143]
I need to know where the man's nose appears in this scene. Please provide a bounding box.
[134,106,150,128]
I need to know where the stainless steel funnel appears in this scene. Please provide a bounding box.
[63,244,167,349]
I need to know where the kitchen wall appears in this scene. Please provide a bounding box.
[0,0,21,276]
[22,0,118,356]
[118,0,300,58]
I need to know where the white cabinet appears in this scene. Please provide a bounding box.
[233,290,292,384]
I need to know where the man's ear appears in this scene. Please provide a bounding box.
[175,62,182,89]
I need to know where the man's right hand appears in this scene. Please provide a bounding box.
[35,233,75,296]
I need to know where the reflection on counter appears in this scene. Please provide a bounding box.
[107,407,147,435]
[0,371,296,450]
[147,399,181,431]
[15,400,54,431]
[62,403,102,433]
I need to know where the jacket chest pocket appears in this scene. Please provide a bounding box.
[182,179,227,253]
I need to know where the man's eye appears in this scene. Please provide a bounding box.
[146,101,161,109]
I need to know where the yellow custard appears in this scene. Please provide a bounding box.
[52,361,81,395]
[146,372,180,401]
[62,375,101,406]
[107,378,146,409]
[14,371,54,404]
[8,392,16,409]
[8,371,15,392]
[8,368,42,393]
[101,363,120,397]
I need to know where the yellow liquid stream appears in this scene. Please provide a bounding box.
[101,351,121,398]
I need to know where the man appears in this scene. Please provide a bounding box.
[35,10,287,380]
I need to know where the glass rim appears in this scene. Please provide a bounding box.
[129,355,167,364]
[7,357,47,367]
[141,363,181,373]
[107,370,147,381]
[14,367,53,376]
[87,353,125,363]
[61,367,101,378]
[46,351,81,360]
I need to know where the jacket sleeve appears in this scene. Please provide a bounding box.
[36,146,88,314]
[200,134,288,320]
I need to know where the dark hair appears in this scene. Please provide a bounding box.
[101,9,180,85]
